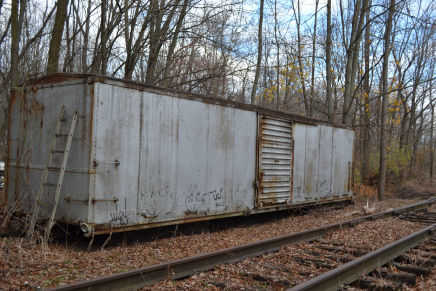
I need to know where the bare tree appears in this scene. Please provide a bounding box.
[273,0,280,109]
[361,0,372,184]
[291,0,310,116]
[162,0,190,87]
[10,0,26,85]
[145,0,182,85]
[310,0,319,116]
[430,96,434,180]
[250,0,264,105]
[326,0,333,121]
[90,0,123,74]
[430,62,434,180]
[341,0,369,125]
[47,0,69,73]
[123,0,151,79]
[378,0,395,201]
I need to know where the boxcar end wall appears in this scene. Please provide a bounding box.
[7,74,354,236]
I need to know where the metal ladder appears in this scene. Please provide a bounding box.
[27,105,78,239]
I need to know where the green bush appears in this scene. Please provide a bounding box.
[367,144,411,181]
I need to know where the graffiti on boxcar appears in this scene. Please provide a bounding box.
[185,188,225,213]
[110,198,136,225]
[319,179,329,193]
[108,188,232,224]
[138,189,177,218]
[110,210,129,225]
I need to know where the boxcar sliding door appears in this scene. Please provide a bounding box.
[256,115,294,207]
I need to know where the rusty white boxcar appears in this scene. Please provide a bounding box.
[6,74,354,236]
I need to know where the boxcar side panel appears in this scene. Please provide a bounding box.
[137,92,257,224]
[304,125,320,201]
[342,129,354,195]
[7,82,92,223]
[232,110,257,210]
[317,125,333,198]
[138,90,200,222]
[293,123,354,203]
[332,128,354,195]
[92,84,141,225]
[292,124,306,203]
[6,90,22,207]
[92,84,257,228]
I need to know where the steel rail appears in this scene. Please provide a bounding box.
[289,223,436,291]
[49,198,436,291]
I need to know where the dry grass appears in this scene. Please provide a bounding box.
[354,184,378,202]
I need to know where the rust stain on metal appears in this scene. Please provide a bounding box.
[94,211,248,235]
[184,210,199,216]
[88,83,95,164]
[30,99,45,130]
[5,91,18,204]
[64,197,119,204]
[27,74,81,85]
[12,90,29,202]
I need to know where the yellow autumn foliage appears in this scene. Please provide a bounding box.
[258,59,309,104]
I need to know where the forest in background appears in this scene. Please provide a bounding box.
[0,0,434,199]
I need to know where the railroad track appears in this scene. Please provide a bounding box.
[165,211,436,290]
[291,210,436,290]
[50,198,436,291]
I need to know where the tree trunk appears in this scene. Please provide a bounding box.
[274,0,280,109]
[399,112,408,150]
[310,0,319,116]
[10,0,26,86]
[284,53,291,105]
[292,0,310,116]
[145,0,181,85]
[81,0,91,72]
[250,0,264,105]
[124,1,151,80]
[361,0,371,184]
[342,0,368,125]
[162,0,189,87]
[62,1,72,72]
[378,0,395,201]
[410,119,423,175]
[47,0,69,73]
[430,102,434,181]
[91,0,107,74]
[430,69,434,181]
[326,0,333,121]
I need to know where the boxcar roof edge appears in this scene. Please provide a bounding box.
[14,73,351,129]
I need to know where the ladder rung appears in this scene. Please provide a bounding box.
[56,133,68,137]
[52,150,65,154]
[45,111,79,240]
[47,166,62,171]
[44,182,58,187]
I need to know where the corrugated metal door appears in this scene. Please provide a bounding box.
[257,115,294,207]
